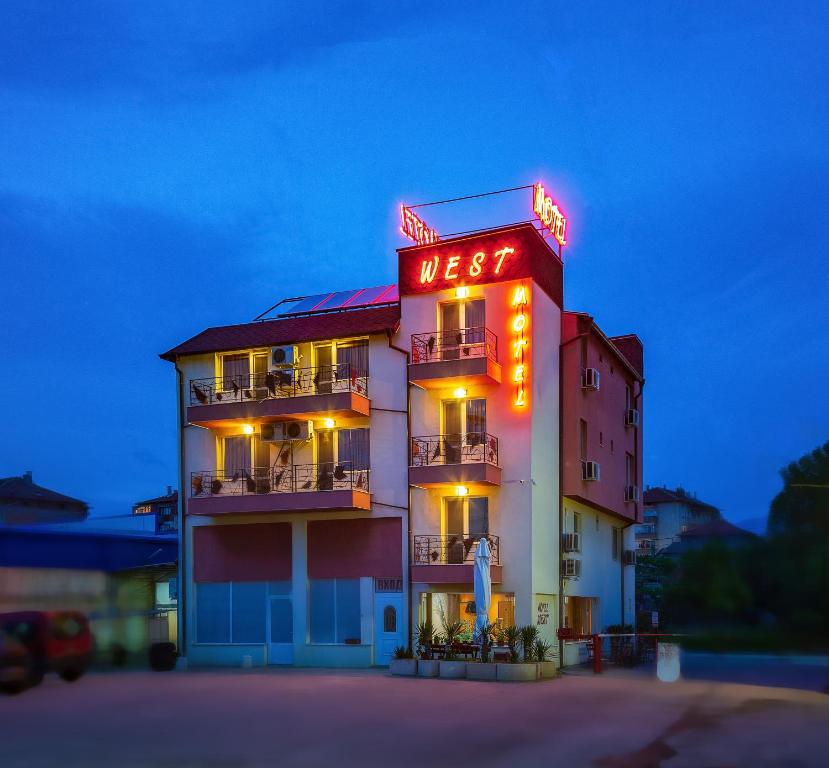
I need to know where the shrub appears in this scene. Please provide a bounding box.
[504,625,521,663]
[393,645,413,660]
[519,625,539,662]
[534,639,553,662]
[416,621,433,659]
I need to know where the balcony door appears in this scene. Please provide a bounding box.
[439,299,485,359]
[443,497,489,563]
[441,398,486,464]
[314,345,333,394]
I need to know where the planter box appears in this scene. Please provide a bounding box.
[497,663,538,682]
[538,661,557,679]
[466,662,497,681]
[389,659,418,676]
[439,660,467,679]
[418,659,440,677]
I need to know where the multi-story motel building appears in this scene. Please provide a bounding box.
[161,221,643,668]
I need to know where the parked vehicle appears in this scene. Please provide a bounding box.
[0,611,93,686]
[0,631,32,694]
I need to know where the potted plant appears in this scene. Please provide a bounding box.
[467,622,497,681]
[389,646,417,676]
[496,625,538,682]
[439,618,467,679]
[535,639,557,679]
[416,621,439,677]
[520,625,539,663]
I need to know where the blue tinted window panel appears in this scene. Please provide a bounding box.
[231,582,267,643]
[197,583,230,643]
[270,598,293,643]
[335,579,361,644]
[310,579,335,643]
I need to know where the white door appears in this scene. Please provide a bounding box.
[268,594,293,665]
[374,593,403,666]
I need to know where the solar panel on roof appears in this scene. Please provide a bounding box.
[278,284,398,317]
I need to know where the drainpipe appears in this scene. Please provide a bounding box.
[625,375,645,630]
[558,330,588,665]
[386,327,414,650]
[175,363,187,656]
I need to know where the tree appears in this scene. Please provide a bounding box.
[768,441,829,537]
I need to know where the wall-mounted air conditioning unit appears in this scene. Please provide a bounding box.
[562,558,581,578]
[271,345,299,368]
[261,421,313,442]
[562,532,581,553]
[581,367,600,390]
[625,408,640,427]
[625,485,640,503]
[623,550,637,566]
[582,461,601,481]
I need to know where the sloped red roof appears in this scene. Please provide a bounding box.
[160,305,401,361]
[643,486,720,514]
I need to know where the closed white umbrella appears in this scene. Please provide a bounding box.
[473,536,492,642]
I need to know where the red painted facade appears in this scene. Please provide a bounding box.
[398,223,563,306]
[193,523,292,581]
[561,311,644,522]
[307,518,402,579]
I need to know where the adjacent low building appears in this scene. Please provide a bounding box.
[637,487,721,554]
[162,219,645,668]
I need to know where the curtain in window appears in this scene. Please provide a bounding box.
[337,340,369,377]
[465,399,486,446]
[337,428,369,471]
[222,354,250,390]
[224,436,251,475]
[464,299,485,346]
[468,497,489,536]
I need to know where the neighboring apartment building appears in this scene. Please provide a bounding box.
[133,487,179,534]
[637,487,720,553]
[161,220,644,668]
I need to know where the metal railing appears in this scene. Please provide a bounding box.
[190,462,370,497]
[411,433,499,467]
[189,363,368,406]
[413,534,500,565]
[411,326,497,364]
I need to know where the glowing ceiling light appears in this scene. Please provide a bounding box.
[453,387,467,399]
[323,418,336,429]
[455,485,469,497]
[455,286,469,299]
[241,424,254,435]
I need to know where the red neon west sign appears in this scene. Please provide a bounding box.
[400,205,439,246]
[533,183,567,247]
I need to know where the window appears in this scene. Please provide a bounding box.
[231,583,267,643]
[625,385,633,411]
[310,579,361,644]
[337,339,369,377]
[156,504,177,534]
[441,398,487,460]
[443,497,489,546]
[610,439,615,455]
[222,353,250,388]
[626,453,634,486]
[337,428,370,471]
[572,511,581,535]
[196,582,279,644]
[612,528,620,561]
[599,431,604,446]
[196,583,231,643]
[439,299,485,358]
[580,338,587,370]
[579,419,588,460]
[223,435,251,475]
[383,606,397,633]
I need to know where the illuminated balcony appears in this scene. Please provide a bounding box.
[188,462,370,516]
[411,534,503,584]
[187,364,369,427]
[409,327,501,388]
[409,433,501,487]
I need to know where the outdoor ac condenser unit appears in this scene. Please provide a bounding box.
[562,558,581,578]
[625,408,640,427]
[271,345,299,368]
[562,532,581,552]
[581,367,601,390]
[582,461,601,481]
[261,421,313,442]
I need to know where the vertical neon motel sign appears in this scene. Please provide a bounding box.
[533,183,567,247]
[511,283,529,408]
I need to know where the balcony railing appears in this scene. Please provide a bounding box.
[190,462,369,497]
[411,433,499,467]
[413,534,500,565]
[189,363,368,406]
[411,327,497,364]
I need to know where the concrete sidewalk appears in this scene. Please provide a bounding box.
[2,669,828,767]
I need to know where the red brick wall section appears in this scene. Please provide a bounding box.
[193,522,292,581]
[307,518,402,579]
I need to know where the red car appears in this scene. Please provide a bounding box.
[1,611,93,687]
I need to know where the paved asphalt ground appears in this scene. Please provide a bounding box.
[2,667,828,768]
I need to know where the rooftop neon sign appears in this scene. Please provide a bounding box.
[400,205,439,246]
[533,183,567,247]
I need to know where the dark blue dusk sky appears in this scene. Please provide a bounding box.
[1,2,827,526]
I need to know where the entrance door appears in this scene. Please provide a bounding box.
[374,593,403,666]
[268,587,293,665]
